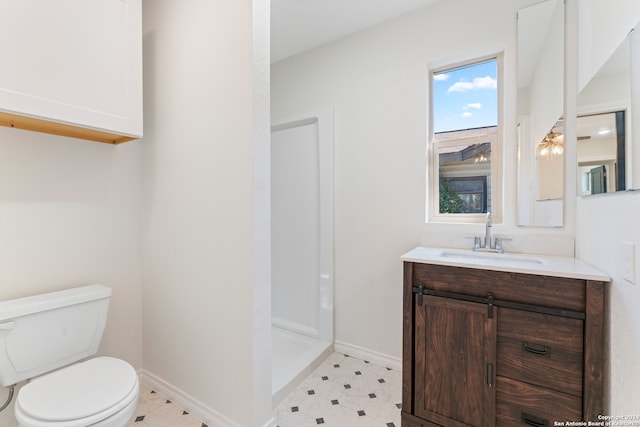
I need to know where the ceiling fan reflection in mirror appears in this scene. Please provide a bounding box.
[538,124,564,157]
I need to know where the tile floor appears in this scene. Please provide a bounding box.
[125,384,208,427]
[274,352,402,427]
[127,352,401,427]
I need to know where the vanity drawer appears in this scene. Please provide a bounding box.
[496,376,582,427]
[497,307,583,396]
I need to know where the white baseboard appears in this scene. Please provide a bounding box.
[333,341,402,371]
[139,369,246,427]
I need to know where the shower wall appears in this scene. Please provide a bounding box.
[271,112,334,343]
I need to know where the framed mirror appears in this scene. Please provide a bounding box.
[576,21,639,195]
[516,0,565,227]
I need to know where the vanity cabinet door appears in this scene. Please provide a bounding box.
[414,295,496,427]
[0,0,142,143]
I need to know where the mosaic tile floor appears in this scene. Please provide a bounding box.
[274,352,402,427]
[128,352,401,427]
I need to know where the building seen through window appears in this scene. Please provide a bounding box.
[431,58,499,217]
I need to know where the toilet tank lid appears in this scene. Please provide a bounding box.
[0,284,111,322]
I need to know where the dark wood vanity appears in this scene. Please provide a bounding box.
[401,254,607,427]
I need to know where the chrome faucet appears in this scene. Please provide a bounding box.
[472,211,504,253]
[484,211,492,248]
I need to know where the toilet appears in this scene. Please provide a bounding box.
[0,284,138,427]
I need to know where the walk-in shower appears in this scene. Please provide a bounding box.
[271,110,334,407]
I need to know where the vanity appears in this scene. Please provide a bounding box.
[401,247,609,427]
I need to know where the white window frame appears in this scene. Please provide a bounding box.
[428,53,504,224]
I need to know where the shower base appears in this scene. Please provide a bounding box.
[272,326,333,407]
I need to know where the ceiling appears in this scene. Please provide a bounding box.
[271,0,441,63]
[577,112,619,143]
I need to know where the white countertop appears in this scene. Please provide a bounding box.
[401,246,610,282]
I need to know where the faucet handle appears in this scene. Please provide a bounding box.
[493,237,513,253]
[465,236,482,251]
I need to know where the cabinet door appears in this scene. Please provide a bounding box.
[0,0,142,142]
[414,295,496,427]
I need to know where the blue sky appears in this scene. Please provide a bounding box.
[432,59,497,133]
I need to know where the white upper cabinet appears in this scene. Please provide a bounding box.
[0,0,142,144]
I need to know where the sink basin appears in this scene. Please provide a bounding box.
[440,250,546,266]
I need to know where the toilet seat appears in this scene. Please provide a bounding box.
[15,357,138,427]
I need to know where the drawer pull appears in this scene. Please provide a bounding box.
[521,412,549,427]
[522,341,550,357]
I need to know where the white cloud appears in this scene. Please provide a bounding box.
[462,112,473,118]
[448,81,473,92]
[473,76,497,89]
[433,73,449,81]
[447,76,497,93]
[466,103,482,109]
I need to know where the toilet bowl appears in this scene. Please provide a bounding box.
[0,285,138,427]
[14,357,139,427]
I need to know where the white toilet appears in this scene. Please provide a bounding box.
[0,284,138,427]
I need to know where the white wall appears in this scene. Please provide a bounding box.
[576,192,640,414]
[0,128,143,426]
[141,1,271,426]
[272,0,548,362]
[578,0,640,91]
[575,0,640,415]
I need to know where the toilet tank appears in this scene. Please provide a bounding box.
[0,284,111,387]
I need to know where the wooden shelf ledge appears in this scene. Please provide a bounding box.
[0,111,138,145]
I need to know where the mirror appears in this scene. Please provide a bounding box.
[577,111,626,195]
[536,118,565,200]
[516,0,565,227]
[576,21,639,195]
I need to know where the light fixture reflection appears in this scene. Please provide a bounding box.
[538,129,564,157]
[474,153,488,163]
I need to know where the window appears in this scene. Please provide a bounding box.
[429,55,502,222]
